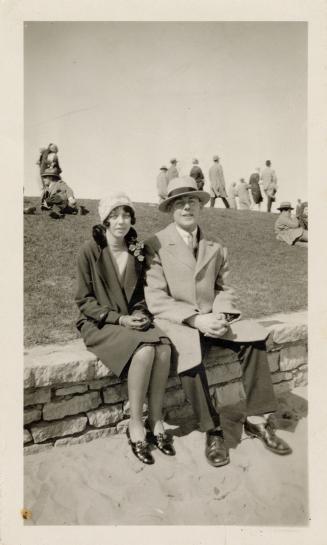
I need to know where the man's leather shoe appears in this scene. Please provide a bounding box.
[205,431,230,467]
[126,427,155,465]
[244,420,292,455]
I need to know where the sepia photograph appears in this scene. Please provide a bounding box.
[23,20,308,526]
[1,1,327,544]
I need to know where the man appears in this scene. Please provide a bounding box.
[41,169,89,218]
[145,176,291,467]
[167,158,179,182]
[156,166,169,204]
[190,158,205,190]
[208,155,230,208]
[274,201,308,245]
[261,160,278,212]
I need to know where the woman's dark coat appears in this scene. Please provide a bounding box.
[75,238,167,377]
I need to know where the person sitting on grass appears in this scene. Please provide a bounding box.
[75,192,174,465]
[41,169,89,219]
[274,201,308,245]
[297,201,308,231]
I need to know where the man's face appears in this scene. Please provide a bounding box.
[43,176,57,187]
[171,195,202,232]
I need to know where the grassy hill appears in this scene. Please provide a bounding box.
[24,197,307,346]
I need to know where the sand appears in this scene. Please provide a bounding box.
[24,387,308,526]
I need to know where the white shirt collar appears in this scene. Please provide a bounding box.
[175,224,198,247]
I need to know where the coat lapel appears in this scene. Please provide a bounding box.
[123,254,139,303]
[165,224,196,270]
[95,246,129,314]
[194,231,218,278]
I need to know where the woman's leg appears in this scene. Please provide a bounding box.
[127,345,155,442]
[147,344,171,435]
[300,230,308,242]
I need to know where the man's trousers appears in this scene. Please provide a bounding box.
[179,338,277,433]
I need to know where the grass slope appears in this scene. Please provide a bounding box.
[24,197,307,346]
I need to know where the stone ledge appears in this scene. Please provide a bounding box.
[24,311,307,389]
[24,311,307,451]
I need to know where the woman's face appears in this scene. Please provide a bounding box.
[107,206,132,239]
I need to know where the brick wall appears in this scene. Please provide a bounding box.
[24,312,307,455]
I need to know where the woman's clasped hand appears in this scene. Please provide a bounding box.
[120,313,151,331]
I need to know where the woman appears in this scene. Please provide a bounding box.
[236,178,252,210]
[248,168,263,210]
[75,192,174,464]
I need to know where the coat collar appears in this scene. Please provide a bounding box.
[94,241,140,310]
[164,223,218,277]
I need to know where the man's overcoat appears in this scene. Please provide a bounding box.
[208,163,228,199]
[144,223,240,373]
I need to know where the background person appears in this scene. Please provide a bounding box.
[156,166,169,204]
[228,182,238,209]
[261,160,278,212]
[190,158,205,190]
[274,201,308,245]
[167,158,179,182]
[236,178,252,210]
[248,168,263,210]
[75,193,174,465]
[208,155,230,208]
[41,170,88,219]
[297,201,308,231]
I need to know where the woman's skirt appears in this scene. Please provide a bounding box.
[79,320,170,378]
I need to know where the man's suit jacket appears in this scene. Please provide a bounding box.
[144,223,240,373]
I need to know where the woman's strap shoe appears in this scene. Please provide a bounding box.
[126,428,155,465]
[244,420,292,455]
[153,433,176,456]
[144,419,176,456]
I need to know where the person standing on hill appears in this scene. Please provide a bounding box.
[190,158,205,190]
[156,166,169,204]
[145,176,292,468]
[167,158,179,182]
[261,160,278,212]
[236,178,252,210]
[37,143,62,178]
[208,155,230,208]
[248,168,263,210]
[228,182,238,209]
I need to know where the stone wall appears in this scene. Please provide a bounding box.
[24,312,307,455]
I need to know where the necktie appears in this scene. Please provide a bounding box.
[186,232,194,252]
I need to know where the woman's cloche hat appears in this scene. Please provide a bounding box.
[159,176,210,213]
[98,192,135,224]
[277,201,294,211]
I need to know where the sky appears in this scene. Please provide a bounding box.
[24,21,307,204]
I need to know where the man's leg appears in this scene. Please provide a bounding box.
[210,196,216,208]
[179,363,230,467]
[221,197,230,209]
[179,364,220,432]
[239,341,292,455]
[46,195,67,218]
[267,195,272,212]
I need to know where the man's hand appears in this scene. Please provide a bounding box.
[120,314,151,331]
[186,313,228,338]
